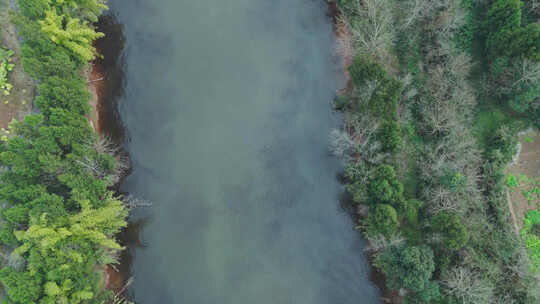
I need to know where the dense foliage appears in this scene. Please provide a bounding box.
[0,0,128,303]
[522,210,540,269]
[375,245,435,293]
[334,0,540,302]
[482,0,540,117]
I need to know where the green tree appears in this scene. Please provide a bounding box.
[376,245,435,292]
[485,0,540,61]
[365,204,399,237]
[18,0,50,19]
[512,24,540,61]
[431,212,469,251]
[378,120,403,152]
[368,164,404,204]
[52,0,108,22]
[485,0,523,58]
[400,199,424,225]
[406,280,442,304]
[39,9,104,61]
[0,268,42,303]
[348,55,403,120]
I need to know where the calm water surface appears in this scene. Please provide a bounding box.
[108,0,380,302]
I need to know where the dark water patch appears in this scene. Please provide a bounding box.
[95,13,127,143]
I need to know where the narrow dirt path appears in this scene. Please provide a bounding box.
[507,190,520,234]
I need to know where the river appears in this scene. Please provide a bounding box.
[105,0,380,303]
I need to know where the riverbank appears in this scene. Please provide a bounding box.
[327,3,402,303]
[88,29,129,298]
[0,1,129,302]
[93,13,132,297]
[331,0,540,302]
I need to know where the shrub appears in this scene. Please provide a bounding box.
[346,181,369,204]
[488,125,517,163]
[365,204,399,237]
[333,94,350,110]
[368,164,404,204]
[349,55,386,87]
[522,210,540,269]
[368,77,402,120]
[378,120,403,152]
[406,281,443,304]
[485,0,540,61]
[485,0,523,59]
[431,212,470,251]
[401,199,424,225]
[348,55,403,120]
[0,268,41,303]
[376,245,435,292]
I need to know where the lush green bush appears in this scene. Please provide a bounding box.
[347,55,403,120]
[431,212,469,251]
[378,120,403,152]
[0,268,42,303]
[485,0,523,58]
[487,125,518,163]
[439,170,467,193]
[376,245,435,292]
[401,199,424,226]
[346,180,368,204]
[365,204,399,237]
[35,76,91,116]
[368,164,404,205]
[405,280,443,304]
[485,0,540,61]
[349,55,386,87]
[522,210,540,269]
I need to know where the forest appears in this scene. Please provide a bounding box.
[0,0,128,303]
[331,0,540,302]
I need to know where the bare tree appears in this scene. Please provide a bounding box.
[365,233,405,252]
[330,128,356,158]
[342,0,394,60]
[399,0,437,29]
[512,59,540,88]
[109,277,134,304]
[82,136,130,182]
[424,185,462,214]
[7,252,25,271]
[347,114,389,163]
[121,194,153,209]
[442,267,495,304]
[352,79,379,107]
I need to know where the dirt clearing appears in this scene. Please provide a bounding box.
[507,130,540,231]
